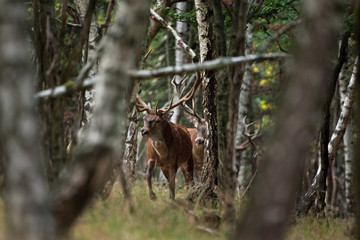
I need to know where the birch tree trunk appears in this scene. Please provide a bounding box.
[170,2,188,124]
[231,0,341,239]
[236,23,253,195]
[191,0,219,203]
[75,0,99,127]
[334,57,358,212]
[51,0,149,236]
[0,1,55,239]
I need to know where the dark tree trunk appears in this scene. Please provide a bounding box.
[298,31,349,215]
[223,0,248,222]
[190,0,219,204]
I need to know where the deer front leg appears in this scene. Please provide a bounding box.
[168,167,177,200]
[146,160,156,200]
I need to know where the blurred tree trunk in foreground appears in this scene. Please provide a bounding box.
[1,0,149,239]
[231,0,342,239]
[0,1,56,239]
[50,0,149,236]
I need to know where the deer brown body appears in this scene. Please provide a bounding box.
[136,75,201,200]
[142,110,194,200]
[171,73,207,181]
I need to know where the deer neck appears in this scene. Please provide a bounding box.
[149,121,173,158]
[149,120,172,144]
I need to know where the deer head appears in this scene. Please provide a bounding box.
[136,72,201,138]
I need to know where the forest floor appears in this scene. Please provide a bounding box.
[72,181,355,240]
[0,181,355,240]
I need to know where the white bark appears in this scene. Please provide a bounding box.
[74,0,99,126]
[328,57,358,162]
[171,2,187,123]
[338,64,355,211]
[236,24,253,195]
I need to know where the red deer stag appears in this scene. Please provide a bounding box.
[171,74,206,181]
[136,75,201,200]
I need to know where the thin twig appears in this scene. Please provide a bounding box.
[260,19,302,53]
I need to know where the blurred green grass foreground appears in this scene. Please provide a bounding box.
[0,181,354,240]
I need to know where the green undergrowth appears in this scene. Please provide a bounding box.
[286,215,355,240]
[72,181,226,240]
[72,181,355,240]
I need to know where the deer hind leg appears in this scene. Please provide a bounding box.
[146,160,156,200]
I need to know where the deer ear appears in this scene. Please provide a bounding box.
[164,111,174,120]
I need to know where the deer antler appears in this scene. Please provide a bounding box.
[135,93,151,113]
[157,72,201,114]
[171,72,202,121]
[241,115,262,156]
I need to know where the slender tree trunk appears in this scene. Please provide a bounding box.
[340,85,355,213]
[75,0,99,127]
[236,24,253,195]
[170,2,188,124]
[123,108,139,186]
[214,0,229,192]
[354,5,360,236]
[223,0,248,222]
[191,0,219,203]
[336,58,358,213]
[0,1,55,239]
[298,31,350,215]
[33,0,66,182]
[231,0,341,239]
[51,0,149,236]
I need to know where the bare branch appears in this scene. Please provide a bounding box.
[260,19,302,53]
[150,8,196,60]
[130,52,289,79]
[35,53,289,99]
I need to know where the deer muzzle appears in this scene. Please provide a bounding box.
[195,138,204,144]
[141,128,149,136]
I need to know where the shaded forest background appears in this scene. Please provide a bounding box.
[0,0,360,239]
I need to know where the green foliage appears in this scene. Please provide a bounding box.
[249,0,300,24]
[162,7,197,27]
[342,12,355,34]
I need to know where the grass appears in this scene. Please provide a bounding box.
[0,180,355,240]
[72,181,225,240]
[71,181,355,240]
[286,216,355,240]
